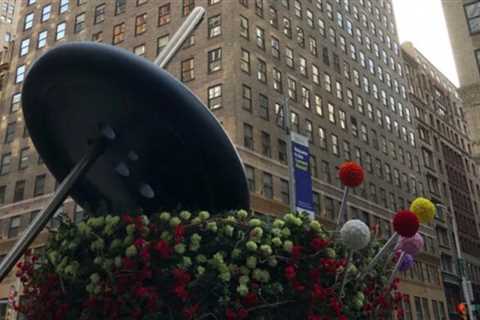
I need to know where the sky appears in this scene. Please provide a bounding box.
[392,0,460,86]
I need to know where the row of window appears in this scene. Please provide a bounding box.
[402,295,447,320]
[244,155,425,216]
[0,174,46,206]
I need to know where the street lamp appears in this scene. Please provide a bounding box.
[437,203,475,320]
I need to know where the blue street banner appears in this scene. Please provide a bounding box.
[291,132,314,217]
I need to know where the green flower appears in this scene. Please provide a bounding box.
[191,217,202,225]
[180,211,192,220]
[273,219,285,228]
[196,266,205,276]
[260,244,272,256]
[246,256,257,269]
[90,239,105,251]
[236,285,249,296]
[90,273,100,284]
[239,275,250,284]
[267,256,278,267]
[114,256,122,268]
[191,233,202,243]
[283,240,293,253]
[246,241,258,252]
[207,222,218,232]
[325,248,336,258]
[281,228,291,238]
[248,218,262,227]
[250,227,263,240]
[224,225,234,237]
[236,210,248,219]
[272,237,282,247]
[310,220,322,232]
[219,272,231,282]
[159,212,171,221]
[169,217,181,227]
[196,255,207,263]
[199,211,210,221]
[126,224,136,235]
[231,249,242,259]
[174,244,186,254]
[126,245,137,257]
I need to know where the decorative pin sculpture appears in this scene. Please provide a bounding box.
[335,161,364,230]
[0,7,251,282]
[338,219,371,296]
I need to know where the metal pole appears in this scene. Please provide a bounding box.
[283,96,296,213]
[0,141,105,281]
[154,7,206,69]
[335,187,350,230]
[438,204,475,320]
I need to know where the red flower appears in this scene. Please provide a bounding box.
[242,292,257,307]
[238,308,249,319]
[172,268,191,285]
[122,257,135,270]
[174,224,185,244]
[308,315,322,320]
[393,210,419,238]
[338,161,364,187]
[121,214,133,224]
[173,285,189,301]
[226,308,236,320]
[310,237,328,251]
[291,245,303,260]
[154,240,172,259]
[292,280,305,292]
[183,304,199,320]
[284,265,296,280]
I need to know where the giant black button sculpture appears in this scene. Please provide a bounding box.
[22,42,249,213]
[0,39,250,281]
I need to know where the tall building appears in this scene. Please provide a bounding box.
[0,0,19,49]
[403,41,480,318]
[0,0,449,318]
[442,1,480,167]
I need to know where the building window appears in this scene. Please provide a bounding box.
[465,2,480,34]
[34,174,46,197]
[37,30,48,48]
[240,49,250,73]
[137,0,148,5]
[283,17,292,38]
[41,4,51,22]
[301,87,311,109]
[55,22,66,40]
[74,13,85,33]
[158,4,170,26]
[259,94,269,120]
[77,0,86,5]
[208,15,221,38]
[261,131,271,157]
[281,179,289,204]
[24,13,34,31]
[257,58,267,82]
[287,77,297,100]
[245,165,255,191]
[115,0,126,15]
[278,139,287,164]
[10,93,21,113]
[92,31,103,42]
[209,0,221,5]
[262,172,273,199]
[273,68,282,92]
[27,0,36,5]
[20,38,30,57]
[8,215,22,238]
[15,65,26,84]
[13,180,25,202]
[256,26,265,49]
[240,15,249,39]
[59,0,69,14]
[244,123,254,150]
[271,36,280,58]
[0,153,11,175]
[157,34,169,54]
[207,48,222,73]
[133,44,145,56]
[18,147,29,170]
[92,4,106,24]
[135,13,147,35]
[208,85,222,110]
[181,58,194,82]
[242,85,252,111]
[183,0,194,16]
[112,23,126,44]
[4,122,15,144]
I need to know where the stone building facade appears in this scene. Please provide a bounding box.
[0,0,453,318]
[403,41,480,318]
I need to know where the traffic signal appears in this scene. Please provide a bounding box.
[457,303,468,320]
